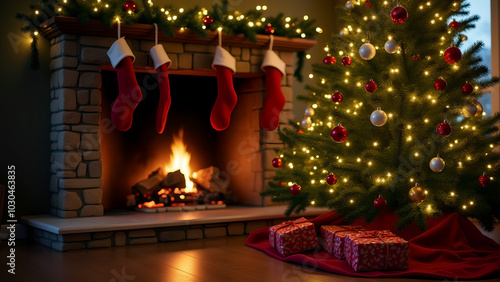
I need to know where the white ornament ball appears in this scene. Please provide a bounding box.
[304,107,315,117]
[340,28,349,36]
[359,42,376,60]
[370,107,388,127]
[384,39,398,54]
[346,0,355,9]
[301,117,312,128]
[429,156,445,172]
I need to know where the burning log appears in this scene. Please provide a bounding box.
[191,166,229,194]
[132,172,164,195]
[162,169,186,189]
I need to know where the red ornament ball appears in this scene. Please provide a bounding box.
[323,56,336,65]
[326,174,338,185]
[444,46,462,64]
[391,5,408,24]
[461,82,474,95]
[449,20,460,30]
[374,196,387,210]
[290,183,301,195]
[341,56,352,66]
[434,78,447,91]
[296,129,304,134]
[365,80,377,93]
[478,175,491,187]
[331,92,343,103]
[413,54,421,62]
[272,158,282,168]
[123,1,137,13]
[202,16,214,27]
[331,125,348,143]
[436,121,452,137]
[264,23,275,35]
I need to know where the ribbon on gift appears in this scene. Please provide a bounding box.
[355,230,399,270]
[330,225,364,237]
[270,217,310,250]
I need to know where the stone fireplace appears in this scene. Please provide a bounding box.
[21,16,325,251]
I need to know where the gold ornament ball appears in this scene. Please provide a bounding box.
[472,100,483,117]
[462,103,477,117]
[409,185,427,203]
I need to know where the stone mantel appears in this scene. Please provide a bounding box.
[40,16,316,52]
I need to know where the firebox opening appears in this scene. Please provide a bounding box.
[100,71,265,210]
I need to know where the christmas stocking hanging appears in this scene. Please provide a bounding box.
[210,33,238,131]
[260,36,286,131]
[150,43,172,134]
[107,37,142,131]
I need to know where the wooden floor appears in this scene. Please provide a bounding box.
[1,236,498,282]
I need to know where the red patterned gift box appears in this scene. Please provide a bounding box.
[269,217,319,257]
[344,230,409,272]
[320,225,364,259]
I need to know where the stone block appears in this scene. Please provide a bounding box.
[83,151,101,161]
[56,34,76,43]
[50,100,59,112]
[83,188,102,204]
[169,54,178,69]
[285,66,294,76]
[280,51,294,66]
[279,110,294,124]
[50,43,62,58]
[56,171,77,178]
[164,42,183,53]
[57,190,83,210]
[159,230,186,242]
[51,111,81,125]
[128,229,156,238]
[140,40,155,52]
[184,44,216,53]
[192,53,213,70]
[80,36,116,47]
[59,178,103,189]
[57,88,77,110]
[283,102,293,110]
[50,131,58,142]
[50,71,58,89]
[87,239,112,248]
[92,232,113,239]
[250,55,263,65]
[251,65,261,73]
[203,227,227,238]
[251,48,265,55]
[134,52,148,67]
[282,86,293,101]
[53,152,82,170]
[79,72,102,89]
[79,106,101,112]
[286,74,293,86]
[178,53,192,69]
[88,161,102,178]
[186,229,203,240]
[114,232,126,246]
[51,143,58,151]
[51,193,58,208]
[57,131,81,150]
[59,69,79,87]
[62,41,78,56]
[78,64,101,72]
[90,89,101,105]
[82,113,100,125]
[56,210,78,218]
[231,47,242,56]
[55,125,71,131]
[52,242,85,251]
[129,237,158,245]
[227,222,245,235]
[80,204,104,216]
[241,48,250,61]
[58,233,91,243]
[50,57,79,70]
[81,47,110,65]
[76,163,87,177]
[236,61,250,73]
[50,174,59,192]
[81,133,100,150]
[245,221,268,234]
[262,131,281,144]
[77,90,89,105]
[72,125,99,133]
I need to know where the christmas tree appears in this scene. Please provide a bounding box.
[263,0,500,231]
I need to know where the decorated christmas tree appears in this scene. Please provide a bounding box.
[263,0,500,231]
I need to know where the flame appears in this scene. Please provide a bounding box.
[139,201,164,208]
[164,130,197,193]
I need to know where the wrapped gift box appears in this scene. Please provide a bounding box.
[269,217,319,257]
[320,225,365,259]
[344,230,409,272]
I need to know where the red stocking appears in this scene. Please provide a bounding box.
[150,44,172,134]
[210,46,238,131]
[260,50,286,131]
[107,37,142,132]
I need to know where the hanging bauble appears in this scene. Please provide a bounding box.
[280,181,286,186]
[461,82,474,95]
[374,195,387,210]
[462,103,478,117]
[413,54,421,62]
[434,77,447,91]
[472,100,483,117]
[340,28,349,36]
[359,42,376,60]
[444,46,462,64]
[429,156,446,172]
[290,183,302,195]
[436,120,452,137]
[478,173,491,187]
[365,79,377,93]
[384,39,398,54]
[272,158,282,168]
[365,1,372,8]
[391,5,408,24]
[461,35,468,41]
[451,1,461,12]
[123,1,137,13]
[341,56,352,66]
[345,0,355,9]
[331,124,348,143]
[301,116,312,128]
[370,107,388,127]
[331,91,344,103]
[409,184,427,203]
[304,107,315,117]
[326,173,338,185]
[323,55,336,65]
[264,23,275,35]
[296,129,304,134]
[202,16,214,27]
[449,20,460,30]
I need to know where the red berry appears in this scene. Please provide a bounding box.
[290,183,301,195]
[264,24,275,34]
[331,92,343,103]
[326,174,338,185]
[296,129,304,133]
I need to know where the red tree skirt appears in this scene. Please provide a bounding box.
[245,211,500,279]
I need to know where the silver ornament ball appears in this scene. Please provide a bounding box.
[301,117,312,128]
[384,39,398,54]
[429,156,445,172]
[359,42,376,60]
[370,107,388,127]
[304,107,315,117]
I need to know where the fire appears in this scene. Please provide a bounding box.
[138,201,164,208]
[164,130,197,193]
